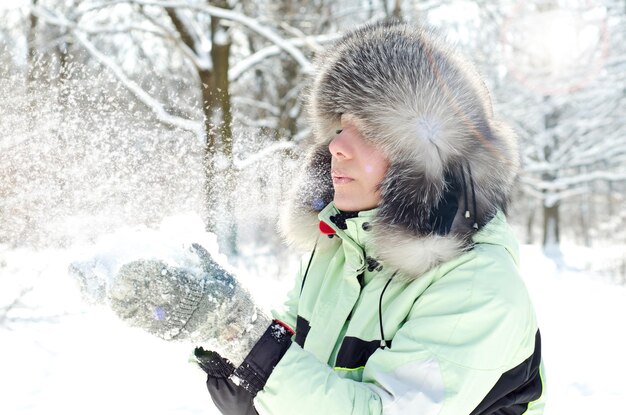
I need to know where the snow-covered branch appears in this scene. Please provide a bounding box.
[232,97,280,117]
[74,31,204,141]
[230,32,338,82]
[292,128,312,143]
[34,3,210,73]
[233,141,295,170]
[30,3,207,141]
[163,8,212,71]
[80,0,314,73]
[238,118,279,129]
[519,182,591,207]
[524,141,626,173]
[73,23,165,37]
[521,170,626,192]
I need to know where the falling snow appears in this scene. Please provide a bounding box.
[1,2,625,415]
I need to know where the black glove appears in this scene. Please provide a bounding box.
[194,318,295,413]
[194,347,259,415]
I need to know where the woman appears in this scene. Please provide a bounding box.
[72,20,545,415]
[196,21,545,415]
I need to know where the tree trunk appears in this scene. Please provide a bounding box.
[27,0,38,86]
[579,193,590,247]
[277,58,299,140]
[541,96,561,252]
[542,202,560,248]
[166,6,236,255]
[58,41,71,109]
[525,200,535,244]
[210,14,237,256]
[27,0,39,120]
[381,0,389,15]
[392,0,403,19]
[199,67,216,230]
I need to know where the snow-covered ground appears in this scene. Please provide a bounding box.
[520,244,626,414]
[1,214,624,414]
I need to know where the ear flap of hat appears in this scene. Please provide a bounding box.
[377,161,447,235]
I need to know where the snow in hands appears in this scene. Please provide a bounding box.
[68,216,270,366]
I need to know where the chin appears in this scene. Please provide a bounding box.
[333,198,376,212]
[334,203,357,212]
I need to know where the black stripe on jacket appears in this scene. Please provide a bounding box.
[471,330,544,415]
[295,315,311,347]
[335,336,391,369]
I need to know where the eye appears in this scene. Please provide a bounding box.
[335,129,343,134]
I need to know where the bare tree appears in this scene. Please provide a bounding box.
[25,0,323,255]
[493,1,626,250]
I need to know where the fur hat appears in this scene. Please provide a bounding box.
[281,21,520,280]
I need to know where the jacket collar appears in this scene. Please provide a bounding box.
[318,203,378,260]
[282,201,517,281]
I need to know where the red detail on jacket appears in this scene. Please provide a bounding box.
[319,221,336,235]
[273,319,295,336]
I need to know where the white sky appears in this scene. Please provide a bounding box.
[0,0,27,11]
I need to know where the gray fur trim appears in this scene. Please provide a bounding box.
[370,221,469,281]
[282,21,520,279]
[278,143,333,249]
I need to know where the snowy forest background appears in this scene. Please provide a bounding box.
[1,0,625,414]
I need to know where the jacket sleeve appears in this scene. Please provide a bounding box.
[253,248,542,415]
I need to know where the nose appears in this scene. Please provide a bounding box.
[329,128,353,160]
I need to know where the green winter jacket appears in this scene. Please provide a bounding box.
[254,202,546,415]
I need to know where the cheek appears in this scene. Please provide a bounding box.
[363,158,389,184]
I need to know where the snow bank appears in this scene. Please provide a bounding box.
[521,245,626,414]
[1,215,624,414]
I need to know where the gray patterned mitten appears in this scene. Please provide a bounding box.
[71,243,270,366]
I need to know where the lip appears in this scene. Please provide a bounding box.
[331,170,354,185]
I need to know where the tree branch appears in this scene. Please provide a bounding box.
[74,31,204,141]
[81,0,313,72]
[230,33,338,82]
[233,141,295,170]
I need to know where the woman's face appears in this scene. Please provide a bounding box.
[329,117,389,212]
